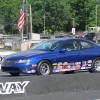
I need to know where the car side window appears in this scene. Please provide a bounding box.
[80,41,94,49]
[60,40,79,51]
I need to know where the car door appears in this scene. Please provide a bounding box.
[55,40,81,71]
[79,40,95,69]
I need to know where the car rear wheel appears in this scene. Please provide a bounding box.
[36,60,52,75]
[10,73,20,76]
[89,57,100,73]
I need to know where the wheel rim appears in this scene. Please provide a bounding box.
[94,60,100,71]
[40,63,50,75]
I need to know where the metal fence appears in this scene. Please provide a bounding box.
[0,38,21,51]
[0,31,100,51]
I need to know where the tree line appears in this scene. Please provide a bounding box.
[0,0,100,35]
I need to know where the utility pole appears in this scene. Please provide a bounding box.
[44,13,45,36]
[96,5,97,32]
[71,18,74,28]
[43,13,47,36]
[26,0,28,39]
[29,5,32,40]
[95,5,100,43]
[73,18,74,28]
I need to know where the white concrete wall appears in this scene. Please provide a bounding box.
[20,40,43,51]
[31,33,40,40]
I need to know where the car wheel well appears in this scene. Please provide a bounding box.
[96,56,100,58]
[38,59,52,66]
[92,57,100,67]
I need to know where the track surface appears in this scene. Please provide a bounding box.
[0,70,100,100]
[1,90,100,100]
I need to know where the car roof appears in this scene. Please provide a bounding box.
[47,37,95,43]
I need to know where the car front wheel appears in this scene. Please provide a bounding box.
[36,60,52,75]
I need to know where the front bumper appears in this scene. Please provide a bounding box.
[1,60,37,74]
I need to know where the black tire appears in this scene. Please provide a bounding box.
[36,60,52,75]
[10,73,20,76]
[90,57,100,73]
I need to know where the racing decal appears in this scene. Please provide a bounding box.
[66,65,71,69]
[52,63,57,65]
[76,65,81,67]
[54,66,56,69]
[75,62,81,70]
[27,71,32,73]
[0,81,30,94]
[86,67,91,69]
[58,66,62,69]
[83,61,87,64]
[28,69,36,73]
[87,64,91,66]
[76,65,81,70]
[68,62,75,69]
[58,62,62,66]
[63,62,68,65]
[69,62,74,65]
[31,64,37,68]
[81,67,86,69]
[53,70,59,72]
[82,61,87,67]
[76,68,80,70]
[62,62,75,69]
[82,64,87,67]
[62,66,64,68]
[63,62,68,69]
[31,69,35,73]
[60,68,75,71]
[75,62,81,65]
[81,60,92,68]
[87,60,92,63]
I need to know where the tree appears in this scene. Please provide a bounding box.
[28,0,72,34]
[70,0,98,31]
[0,0,22,34]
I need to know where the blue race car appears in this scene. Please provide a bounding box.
[1,38,100,76]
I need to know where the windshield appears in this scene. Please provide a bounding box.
[30,40,63,51]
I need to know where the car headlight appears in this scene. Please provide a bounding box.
[17,59,31,63]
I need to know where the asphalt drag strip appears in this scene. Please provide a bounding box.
[1,90,100,100]
[0,71,100,100]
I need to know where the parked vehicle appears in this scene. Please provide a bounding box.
[40,36,51,39]
[51,35,64,39]
[80,32,95,42]
[75,34,82,38]
[63,33,73,38]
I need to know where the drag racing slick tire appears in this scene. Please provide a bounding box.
[89,57,100,73]
[36,60,52,75]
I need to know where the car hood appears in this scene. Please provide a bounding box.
[5,50,54,60]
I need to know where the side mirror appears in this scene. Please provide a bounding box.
[58,48,66,52]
